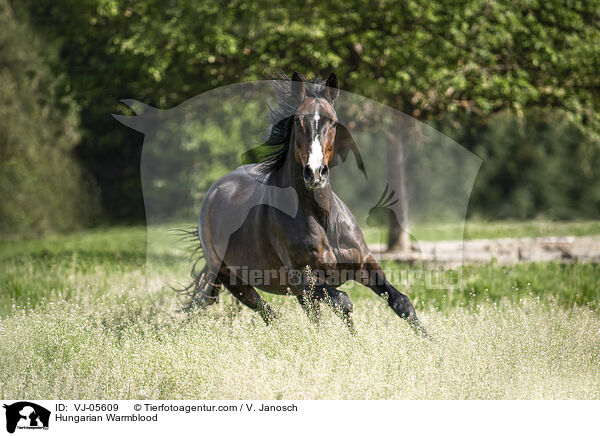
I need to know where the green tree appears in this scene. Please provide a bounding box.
[12,0,600,228]
[0,0,99,238]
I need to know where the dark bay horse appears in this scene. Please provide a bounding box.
[189,72,427,336]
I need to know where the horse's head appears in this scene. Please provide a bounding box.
[240,73,365,184]
[291,72,340,191]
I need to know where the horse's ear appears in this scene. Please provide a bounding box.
[331,123,367,178]
[291,72,306,101]
[324,72,339,101]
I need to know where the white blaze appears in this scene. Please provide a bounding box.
[307,112,323,173]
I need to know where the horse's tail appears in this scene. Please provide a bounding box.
[172,226,222,310]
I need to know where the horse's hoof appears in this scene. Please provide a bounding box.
[409,319,431,340]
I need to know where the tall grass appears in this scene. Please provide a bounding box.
[2,294,599,399]
[1,225,599,399]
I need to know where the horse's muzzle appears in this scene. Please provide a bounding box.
[303,163,329,190]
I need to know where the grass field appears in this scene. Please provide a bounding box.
[1,222,599,399]
[362,219,600,243]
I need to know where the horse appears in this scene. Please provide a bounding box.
[187,72,428,336]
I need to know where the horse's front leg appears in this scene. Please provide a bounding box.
[360,255,428,337]
[298,284,356,333]
[281,255,355,331]
[319,285,355,333]
[297,291,321,324]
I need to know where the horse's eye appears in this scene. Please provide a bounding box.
[294,117,301,126]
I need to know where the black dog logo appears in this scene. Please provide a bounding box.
[3,402,50,434]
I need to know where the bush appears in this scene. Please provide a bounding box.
[436,110,600,220]
[0,0,100,239]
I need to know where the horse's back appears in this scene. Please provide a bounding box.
[199,165,259,271]
[199,164,298,274]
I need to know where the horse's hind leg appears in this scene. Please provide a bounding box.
[180,266,221,310]
[221,280,279,325]
[192,271,222,308]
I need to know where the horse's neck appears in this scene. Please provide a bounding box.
[274,149,333,227]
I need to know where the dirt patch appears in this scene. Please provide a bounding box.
[372,236,600,266]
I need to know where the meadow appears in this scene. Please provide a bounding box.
[1,222,599,399]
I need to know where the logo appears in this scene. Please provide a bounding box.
[3,402,50,434]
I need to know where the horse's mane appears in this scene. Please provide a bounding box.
[243,74,329,175]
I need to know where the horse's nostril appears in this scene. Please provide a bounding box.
[320,164,329,178]
[303,164,312,180]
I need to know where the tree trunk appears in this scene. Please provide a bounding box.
[386,135,410,252]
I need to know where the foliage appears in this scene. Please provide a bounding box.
[9,0,600,221]
[0,0,100,239]
[436,110,600,219]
